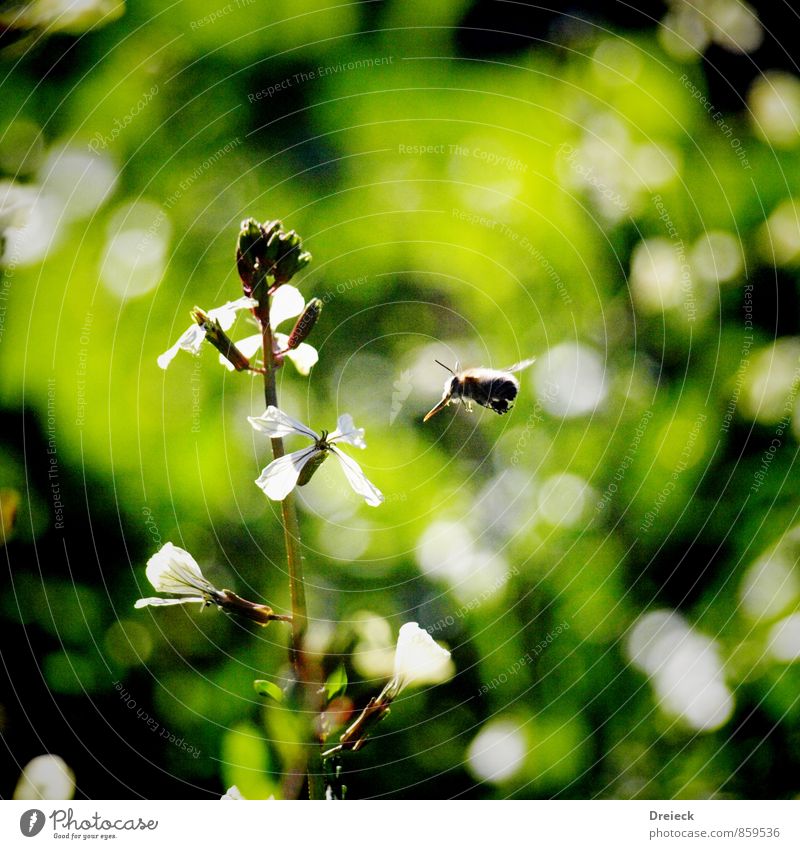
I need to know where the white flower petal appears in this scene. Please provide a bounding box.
[134,596,205,608]
[248,405,319,440]
[269,285,304,330]
[330,446,383,507]
[219,334,263,371]
[255,446,320,501]
[157,324,206,369]
[159,298,257,370]
[208,296,258,331]
[283,340,319,376]
[391,622,453,694]
[221,785,246,800]
[157,339,183,370]
[329,413,366,448]
[145,542,216,597]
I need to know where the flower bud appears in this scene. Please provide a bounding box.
[191,307,253,372]
[287,298,322,349]
[236,218,282,297]
[236,218,264,294]
[237,218,311,298]
[266,228,312,286]
[218,590,292,626]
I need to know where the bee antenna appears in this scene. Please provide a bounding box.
[434,359,455,375]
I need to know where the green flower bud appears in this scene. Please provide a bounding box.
[287,298,323,349]
[236,218,264,295]
[266,228,312,286]
[236,218,310,294]
[236,218,283,297]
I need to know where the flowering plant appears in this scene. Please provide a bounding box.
[138,218,452,799]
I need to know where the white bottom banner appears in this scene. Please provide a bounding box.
[1,800,797,848]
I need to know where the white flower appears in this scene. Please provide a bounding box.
[384,622,453,698]
[248,406,383,506]
[134,542,219,609]
[157,296,257,369]
[220,285,318,376]
[221,785,246,800]
[14,755,75,801]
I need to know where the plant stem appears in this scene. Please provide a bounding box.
[258,309,324,800]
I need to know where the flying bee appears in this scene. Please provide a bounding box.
[423,357,536,421]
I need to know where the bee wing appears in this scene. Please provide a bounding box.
[504,357,536,374]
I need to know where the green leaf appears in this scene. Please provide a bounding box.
[253,679,283,702]
[325,664,348,702]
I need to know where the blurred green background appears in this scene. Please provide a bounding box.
[3,0,800,799]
